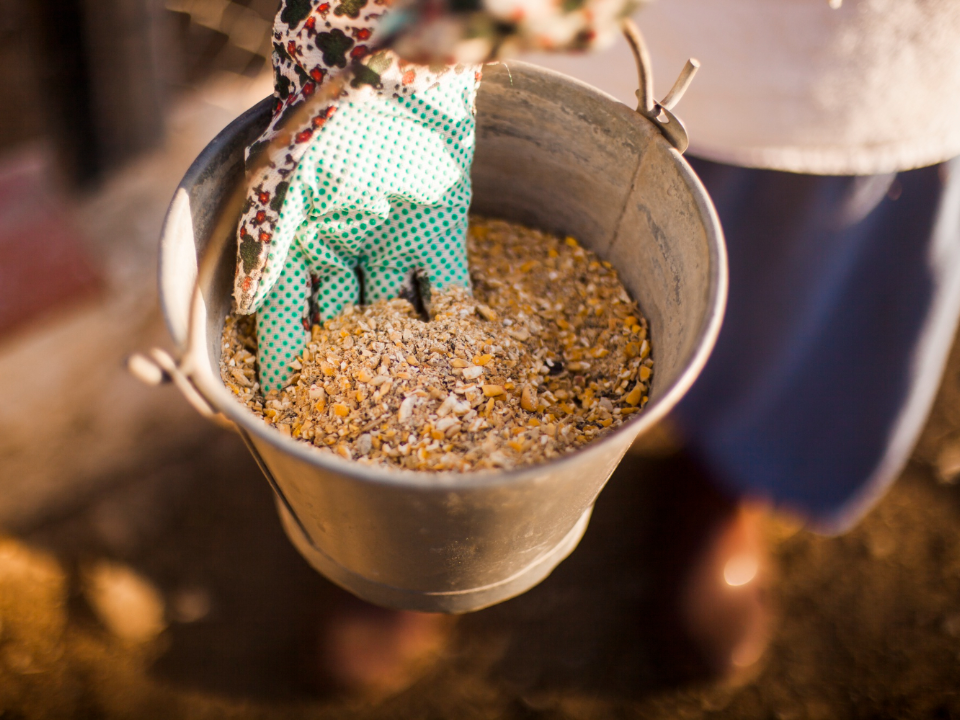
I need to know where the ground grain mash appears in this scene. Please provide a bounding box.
[220,218,653,471]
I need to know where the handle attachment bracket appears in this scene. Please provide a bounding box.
[623,19,700,153]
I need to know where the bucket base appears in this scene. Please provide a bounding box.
[276,502,594,614]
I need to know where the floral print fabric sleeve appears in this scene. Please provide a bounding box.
[383,0,643,64]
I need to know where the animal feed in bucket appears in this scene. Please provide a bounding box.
[220,218,653,472]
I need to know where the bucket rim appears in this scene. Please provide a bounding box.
[163,61,728,492]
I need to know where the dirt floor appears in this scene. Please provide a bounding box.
[2,309,960,718]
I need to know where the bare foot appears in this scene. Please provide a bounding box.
[680,502,770,675]
[310,592,455,697]
[643,453,771,681]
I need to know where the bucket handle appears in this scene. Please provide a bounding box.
[129,347,316,545]
[128,348,237,431]
[622,19,699,154]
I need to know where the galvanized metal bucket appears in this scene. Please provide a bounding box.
[148,56,726,613]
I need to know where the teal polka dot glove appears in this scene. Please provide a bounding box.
[236,0,638,393]
[248,70,477,392]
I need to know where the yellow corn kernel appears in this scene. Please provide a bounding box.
[624,383,644,406]
[520,385,538,412]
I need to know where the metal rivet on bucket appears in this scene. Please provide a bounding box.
[139,31,727,614]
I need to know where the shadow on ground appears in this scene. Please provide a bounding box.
[5,330,960,719]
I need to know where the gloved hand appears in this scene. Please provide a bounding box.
[243,69,477,392]
[235,0,639,393]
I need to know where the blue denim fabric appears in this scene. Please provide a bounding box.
[675,157,960,532]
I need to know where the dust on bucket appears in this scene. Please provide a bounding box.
[143,53,726,614]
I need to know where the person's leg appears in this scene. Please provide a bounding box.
[675,157,960,532]
[648,158,960,676]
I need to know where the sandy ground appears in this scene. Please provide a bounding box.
[2,70,960,719]
[1,285,960,720]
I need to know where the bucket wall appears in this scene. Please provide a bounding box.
[158,62,726,613]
